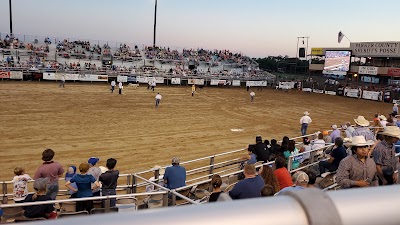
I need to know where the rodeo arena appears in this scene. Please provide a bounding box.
[2,32,400,225]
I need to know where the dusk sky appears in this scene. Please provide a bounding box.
[0,0,399,58]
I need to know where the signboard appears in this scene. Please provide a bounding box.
[325,91,337,95]
[80,74,108,82]
[388,68,400,76]
[313,89,324,94]
[277,81,294,89]
[302,88,312,92]
[127,76,136,82]
[232,80,241,87]
[188,79,205,85]
[210,79,227,86]
[344,88,360,98]
[10,71,23,79]
[247,81,267,87]
[171,78,181,85]
[147,77,164,84]
[117,76,128,83]
[43,73,56,80]
[351,42,400,57]
[0,71,10,78]
[136,76,148,83]
[362,91,381,101]
[43,73,79,81]
[311,48,323,55]
[358,66,378,75]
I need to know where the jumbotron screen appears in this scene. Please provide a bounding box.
[323,50,351,75]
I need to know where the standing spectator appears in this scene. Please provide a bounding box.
[352,116,376,142]
[155,92,162,108]
[250,90,255,102]
[373,126,399,185]
[259,165,280,194]
[12,167,32,203]
[59,74,65,88]
[34,149,64,200]
[208,174,223,202]
[23,178,56,219]
[164,157,186,189]
[273,156,293,190]
[300,111,312,136]
[229,164,264,200]
[329,125,341,143]
[99,158,119,207]
[118,81,123,94]
[65,163,99,212]
[65,166,77,196]
[110,80,116,93]
[87,157,101,196]
[393,103,398,115]
[336,136,378,189]
[319,137,347,175]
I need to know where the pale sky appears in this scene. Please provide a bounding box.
[0,0,399,58]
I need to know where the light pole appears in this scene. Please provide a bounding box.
[153,0,157,48]
[9,0,13,34]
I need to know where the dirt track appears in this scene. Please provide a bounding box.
[0,82,391,181]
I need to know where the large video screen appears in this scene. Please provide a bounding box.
[323,50,351,75]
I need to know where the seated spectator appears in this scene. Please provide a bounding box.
[99,158,119,207]
[146,165,165,192]
[269,139,280,161]
[330,125,340,143]
[259,165,280,194]
[261,185,276,197]
[312,132,326,152]
[164,157,186,189]
[299,137,312,163]
[240,144,257,165]
[336,136,378,188]
[23,178,56,219]
[12,166,32,203]
[254,136,269,162]
[283,140,300,169]
[65,163,99,212]
[273,156,293,190]
[209,174,223,202]
[322,130,332,144]
[276,171,309,195]
[229,164,264,200]
[319,137,347,175]
[305,171,318,188]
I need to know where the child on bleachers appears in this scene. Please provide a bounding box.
[12,166,32,203]
[99,158,119,207]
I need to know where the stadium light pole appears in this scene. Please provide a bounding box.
[9,0,13,35]
[153,0,157,48]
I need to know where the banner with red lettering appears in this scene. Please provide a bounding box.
[0,71,10,78]
[388,68,400,76]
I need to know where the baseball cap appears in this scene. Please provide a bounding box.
[172,157,180,164]
[34,178,49,191]
[293,171,309,184]
[332,125,338,130]
[88,157,99,166]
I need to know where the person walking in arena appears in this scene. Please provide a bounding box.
[300,111,312,136]
[59,74,65,88]
[118,81,123,95]
[192,84,196,97]
[110,80,116,93]
[155,93,162,108]
[250,90,255,102]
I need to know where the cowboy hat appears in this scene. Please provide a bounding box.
[345,136,374,147]
[354,116,370,127]
[381,126,400,138]
[378,115,387,121]
[151,165,165,175]
[304,111,309,116]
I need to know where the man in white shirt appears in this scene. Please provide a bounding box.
[151,80,156,91]
[300,111,312,135]
[59,75,65,88]
[250,91,255,102]
[393,103,398,115]
[110,80,116,93]
[155,93,162,108]
[118,82,123,95]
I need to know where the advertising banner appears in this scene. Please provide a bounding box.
[358,66,378,75]
[247,81,267,87]
[325,91,337,96]
[210,79,227,86]
[351,42,400,57]
[127,76,136,82]
[362,91,381,101]
[0,71,10,78]
[10,71,23,79]
[117,75,128,83]
[188,79,205,85]
[388,68,400,76]
[42,72,56,80]
[80,74,108,82]
[313,89,324,94]
[344,88,360,98]
[302,88,312,92]
[136,76,148,83]
[232,80,241,86]
[311,48,323,55]
[171,78,181,85]
[277,81,294,89]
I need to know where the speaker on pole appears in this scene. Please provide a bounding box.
[299,48,305,58]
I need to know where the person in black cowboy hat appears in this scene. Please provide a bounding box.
[254,136,270,163]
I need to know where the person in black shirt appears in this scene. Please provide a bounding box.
[208,174,222,202]
[23,178,55,219]
[99,158,119,207]
[319,137,347,175]
[254,136,270,163]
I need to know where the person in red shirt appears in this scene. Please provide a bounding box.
[273,156,293,190]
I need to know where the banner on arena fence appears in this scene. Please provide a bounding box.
[171,78,181,85]
[136,76,148,83]
[313,89,324,94]
[210,79,226,86]
[302,88,312,92]
[188,79,204,85]
[387,68,400,76]
[247,81,267,87]
[127,76,136,82]
[10,71,23,79]
[344,88,360,98]
[277,81,294,89]
[358,66,378,75]
[80,74,108,82]
[148,77,164,84]
[117,75,128,83]
[232,80,241,87]
[325,91,336,96]
[0,71,10,78]
[362,91,382,101]
[42,72,56,80]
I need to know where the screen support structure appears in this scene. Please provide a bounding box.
[295,36,310,74]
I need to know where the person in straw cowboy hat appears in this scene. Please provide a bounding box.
[373,126,399,185]
[146,165,166,192]
[352,115,376,142]
[300,111,312,136]
[336,136,378,189]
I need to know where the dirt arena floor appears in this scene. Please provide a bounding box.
[0,81,392,181]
